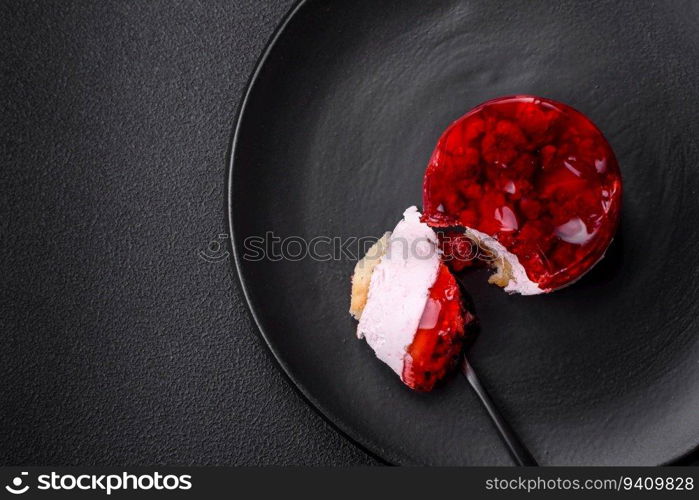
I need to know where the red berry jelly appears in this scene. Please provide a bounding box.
[423,95,622,292]
[402,263,473,391]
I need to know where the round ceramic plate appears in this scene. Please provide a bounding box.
[228,0,699,465]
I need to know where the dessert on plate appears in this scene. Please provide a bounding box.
[350,207,474,391]
[350,95,622,390]
[423,95,622,294]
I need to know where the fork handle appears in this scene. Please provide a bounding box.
[462,356,538,466]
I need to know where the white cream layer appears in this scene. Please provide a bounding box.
[356,206,440,377]
[464,227,545,295]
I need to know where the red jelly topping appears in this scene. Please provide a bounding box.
[438,229,484,273]
[423,95,622,291]
[402,263,473,391]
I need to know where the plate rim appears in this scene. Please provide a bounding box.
[226,0,698,466]
[226,0,393,465]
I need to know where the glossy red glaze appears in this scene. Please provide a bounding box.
[423,95,622,291]
[402,263,472,391]
[438,229,485,273]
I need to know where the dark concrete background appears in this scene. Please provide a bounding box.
[1,0,697,467]
[1,0,376,465]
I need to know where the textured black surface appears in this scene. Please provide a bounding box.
[1,0,377,466]
[232,0,699,465]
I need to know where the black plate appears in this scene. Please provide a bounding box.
[229,0,699,465]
